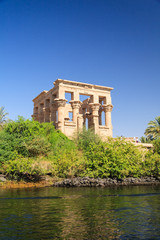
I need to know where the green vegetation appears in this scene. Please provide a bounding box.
[144,116,160,141]
[0,115,160,181]
[0,106,9,129]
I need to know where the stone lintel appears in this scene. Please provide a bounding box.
[99,125,109,129]
[64,121,76,127]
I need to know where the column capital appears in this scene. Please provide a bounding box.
[103,104,113,112]
[69,100,81,109]
[89,103,100,111]
[53,98,67,107]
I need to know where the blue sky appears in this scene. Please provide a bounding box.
[0,0,160,138]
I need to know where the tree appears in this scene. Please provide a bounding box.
[144,116,160,140]
[140,136,151,143]
[0,106,8,128]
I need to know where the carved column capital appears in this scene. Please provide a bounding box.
[53,98,67,107]
[89,103,100,111]
[103,104,113,112]
[69,100,81,109]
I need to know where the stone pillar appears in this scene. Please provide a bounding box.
[50,101,57,125]
[99,109,102,125]
[89,103,100,134]
[69,100,81,124]
[93,94,99,103]
[39,103,44,123]
[33,107,38,121]
[103,104,113,128]
[44,100,50,122]
[44,107,50,122]
[54,98,67,132]
[73,90,79,101]
[77,114,83,131]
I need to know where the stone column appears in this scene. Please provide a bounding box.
[103,104,113,128]
[39,103,44,123]
[54,98,67,133]
[77,114,83,131]
[89,103,100,134]
[50,102,57,125]
[99,109,102,125]
[44,100,50,122]
[33,107,38,121]
[44,107,50,122]
[69,100,81,124]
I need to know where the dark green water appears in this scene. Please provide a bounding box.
[0,185,160,240]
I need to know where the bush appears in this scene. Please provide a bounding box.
[82,138,143,179]
[1,118,160,180]
[76,128,101,151]
[50,149,85,178]
[153,138,160,155]
[3,158,50,181]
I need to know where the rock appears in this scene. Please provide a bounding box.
[0,175,7,182]
[53,176,160,187]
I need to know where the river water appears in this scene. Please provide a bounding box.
[0,185,160,240]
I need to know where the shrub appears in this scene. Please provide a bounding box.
[3,158,50,181]
[153,138,160,155]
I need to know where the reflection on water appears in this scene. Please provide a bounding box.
[0,185,160,239]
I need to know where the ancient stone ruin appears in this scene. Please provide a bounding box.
[32,79,113,139]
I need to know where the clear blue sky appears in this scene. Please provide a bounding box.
[0,0,160,138]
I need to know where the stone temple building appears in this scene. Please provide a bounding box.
[32,79,113,139]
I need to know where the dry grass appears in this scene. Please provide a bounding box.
[0,179,55,189]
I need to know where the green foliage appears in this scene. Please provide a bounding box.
[76,127,101,151]
[144,116,160,140]
[4,158,50,180]
[81,138,143,179]
[140,136,151,143]
[0,106,9,129]
[142,151,160,177]
[50,149,85,178]
[153,138,160,155]
[0,117,75,162]
[0,117,160,180]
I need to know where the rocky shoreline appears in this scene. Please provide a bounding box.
[53,176,160,187]
[1,174,160,189]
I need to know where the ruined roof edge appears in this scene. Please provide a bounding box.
[32,90,48,102]
[54,79,114,91]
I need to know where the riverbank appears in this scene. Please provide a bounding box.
[1,176,160,189]
[53,176,160,187]
[0,180,53,189]
[0,174,55,189]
